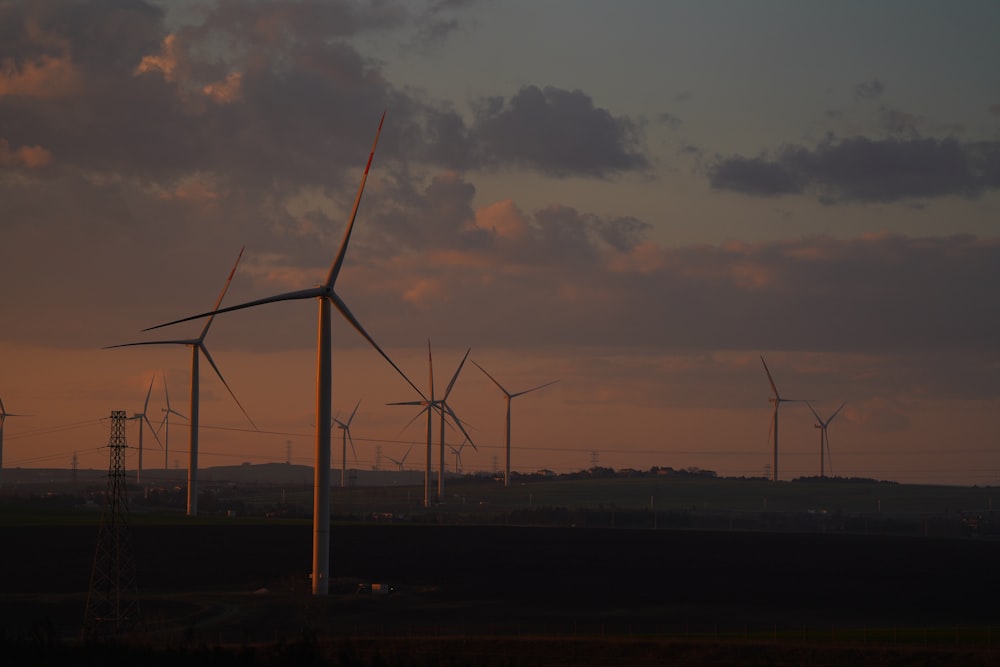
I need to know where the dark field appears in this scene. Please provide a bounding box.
[3,517,1000,665]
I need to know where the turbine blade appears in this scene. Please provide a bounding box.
[398,405,431,433]
[443,402,476,450]
[401,445,412,464]
[427,340,435,402]
[826,432,835,476]
[200,245,245,340]
[143,376,155,412]
[326,110,386,288]
[828,401,847,423]
[512,379,559,398]
[143,287,325,332]
[387,400,426,407]
[472,360,511,397]
[199,344,258,430]
[104,338,197,349]
[329,292,426,400]
[347,431,358,464]
[443,348,471,400]
[347,399,361,426]
[143,414,163,448]
[806,401,823,425]
[760,354,782,399]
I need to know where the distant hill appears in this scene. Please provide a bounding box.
[1,463,428,488]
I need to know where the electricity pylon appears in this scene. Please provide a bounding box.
[84,410,139,638]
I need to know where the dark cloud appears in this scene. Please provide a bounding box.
[469,85,649,177]
[853,79,885,100]
[1,0,646,206]
[709,136,1000,203]
[707,156,803,196]
[340,230,1000,378]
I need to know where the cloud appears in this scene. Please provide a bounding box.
[709,136,1000,202]
[469,85,649,177]
[0,139,53,168]
[707,155,803,196]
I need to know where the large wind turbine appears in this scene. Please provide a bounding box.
[389,343,475,507]
[760,355,809,482]
[807,401,846,477]
[0,394,27,489]
[472,362,557,488]
[144,111,423,596]
[158,370,187,471]
[333,400,360,488]
[106,247,256,515]
[131,376,163,483]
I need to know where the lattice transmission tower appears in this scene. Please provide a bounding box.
[84,410,139,638]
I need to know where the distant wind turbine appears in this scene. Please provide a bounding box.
[143,111,422,596]
[760,355,810,482]
[131,376,163,483]
[386,446,413,472]
[472,361,557,488]
[158,370,187,471]
[333,400,361,488]
[106,247,256,515]
[0,394,27,489]
[449,438,468,475]
[807,401,846,477]
[389,342,475,507]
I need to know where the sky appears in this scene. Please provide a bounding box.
[1,0,998,486]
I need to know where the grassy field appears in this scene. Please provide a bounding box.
[2,475,998,664]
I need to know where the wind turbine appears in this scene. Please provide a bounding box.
[386,446,413,472]
[158,370,187,471]
[760,355,809,482]
[131,376,163,483]
[0,394,27,489]
[388,342,475,507]
[143,111,423,596]
[807,401,846,477]
[106,247,256,515]
[449,438,468,475]
[333,400,360,488]
[472,361,558,488]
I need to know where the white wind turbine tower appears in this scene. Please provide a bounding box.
[0,394,27,489]
[760,355,809,482]
[158,370,187,471]
[472,361,558,488]
[107,247,256,515]
[386,446,413,471]
[333,400,360,488]
[144,111,423,596]
[807,401,846,477]
[131,376,163,483]
[389,342,475,507]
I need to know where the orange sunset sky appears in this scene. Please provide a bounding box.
[1,1,998,485]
